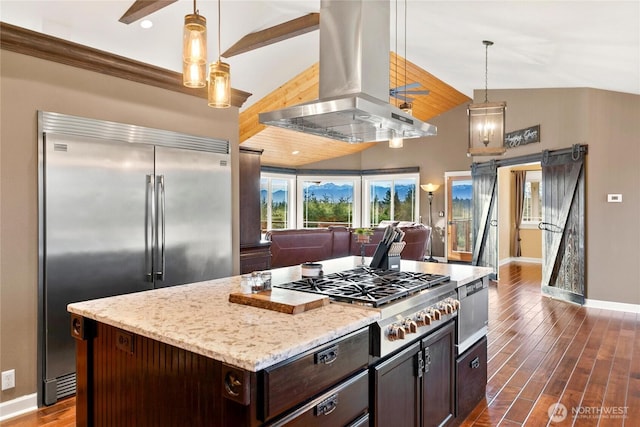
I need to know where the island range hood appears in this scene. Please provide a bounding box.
[259,0,437,143]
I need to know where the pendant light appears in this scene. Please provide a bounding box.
[467,40,506,156]
[208,0,231,108]
[182,0,207,88]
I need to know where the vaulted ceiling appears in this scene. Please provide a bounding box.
[240,53,470,166]
[1,1,638,167]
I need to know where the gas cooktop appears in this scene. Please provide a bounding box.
[274,267,450,307]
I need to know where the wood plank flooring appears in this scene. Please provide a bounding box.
[2,262,638,426]
[461,262,639,427]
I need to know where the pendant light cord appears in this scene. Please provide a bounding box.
[394,0,398,107]
[484,40,492,103]
[218,0,222,62]
[193,0,196,14]
[404,0,407,95]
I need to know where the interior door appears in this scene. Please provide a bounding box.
[153,146,232,288]
[446,173,473,262]
[540,146,586,304]
[471,161,498,280]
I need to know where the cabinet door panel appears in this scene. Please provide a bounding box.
[422,322,455,427]
[372,342,421,427]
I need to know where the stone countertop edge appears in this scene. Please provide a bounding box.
[67,274,381,372]
[67,257,491,372]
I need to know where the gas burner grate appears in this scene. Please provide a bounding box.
[275,267,450,307]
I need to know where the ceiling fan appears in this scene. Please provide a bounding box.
[389,82,430,103]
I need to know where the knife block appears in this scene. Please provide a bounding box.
[381,254,401,271]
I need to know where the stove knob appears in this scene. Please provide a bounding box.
[396,325,406,340]
[387,324,406,341]
[414,312,426,326]
[405,320,418,334]
[443,297,460,311]
[428,308,442,321]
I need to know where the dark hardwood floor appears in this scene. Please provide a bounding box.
[2,262,637,426]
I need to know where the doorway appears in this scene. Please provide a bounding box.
[468,145,587,305]
[445,172,473,263]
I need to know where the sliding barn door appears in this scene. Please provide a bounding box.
[540,146,586,304]
[471,161,498,280]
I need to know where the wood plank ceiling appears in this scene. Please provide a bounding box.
[240,52,471,167]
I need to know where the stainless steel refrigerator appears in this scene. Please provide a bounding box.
[38,111,232,405]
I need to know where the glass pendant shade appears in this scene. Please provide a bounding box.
[468,101,506,156]
[389,132,404,148]
[208,60,231,108]
[183,13,207,88]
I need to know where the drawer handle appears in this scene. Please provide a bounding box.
[470,356,480,369]
[315,394,338,416]
[315,345,339,365]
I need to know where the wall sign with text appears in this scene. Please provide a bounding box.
[504,125,540,148]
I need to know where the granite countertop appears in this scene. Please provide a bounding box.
[67,257,492,372]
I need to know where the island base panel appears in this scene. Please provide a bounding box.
[74,320,259,427]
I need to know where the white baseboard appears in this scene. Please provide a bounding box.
[499,257,542,266]
[0,393,38,421]
[584,299,640,314]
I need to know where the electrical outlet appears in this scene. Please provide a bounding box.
[2,369,16,390]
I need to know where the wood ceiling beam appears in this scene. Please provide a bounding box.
[0,22,252,108]
[119,0,178,24]
[223,13,319,58]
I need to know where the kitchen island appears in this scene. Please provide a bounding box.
[68,257,491,426]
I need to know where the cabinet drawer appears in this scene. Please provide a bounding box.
[268,370,368,427]
[456,336,487,419]
[262,328,369,420]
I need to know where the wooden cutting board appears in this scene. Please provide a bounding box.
[229,289,329,314]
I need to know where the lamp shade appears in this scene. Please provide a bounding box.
[389,133,404,148]
[420,183,440,193]
[208,60,231,108]
[468,102,507,156]
[182,13,207,88]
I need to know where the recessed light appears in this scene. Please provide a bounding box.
[140,20,153,29]
[292,150,300,155]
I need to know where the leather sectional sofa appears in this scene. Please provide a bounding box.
[265,224,431,268]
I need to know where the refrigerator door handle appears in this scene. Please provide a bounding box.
[145,174,155,282]
[156,174,166,281]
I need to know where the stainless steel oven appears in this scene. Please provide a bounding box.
[456,278,489,354]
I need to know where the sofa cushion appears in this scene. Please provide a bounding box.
[266,229,334,268]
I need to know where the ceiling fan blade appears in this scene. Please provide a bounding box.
[223,13,320,58]
[391,82,421,91]
[119,0,178,24]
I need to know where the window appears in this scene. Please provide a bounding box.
[362,173,420,227]
[297,176,361,228]
[260,173,295,232]
[521,170,542,227]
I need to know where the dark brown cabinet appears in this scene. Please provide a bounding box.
[422,322,455,427]
[371,321,455,427]
[239,147,270,274]
[455,336,487,420]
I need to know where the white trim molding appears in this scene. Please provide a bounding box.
[584,299,640,314]
[0,393,38,422]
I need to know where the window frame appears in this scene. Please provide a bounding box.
[260,172,296,231]
[520,170,542,229]
[362,172,421,227]
[296,175,362,229]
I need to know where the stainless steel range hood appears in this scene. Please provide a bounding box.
[259,0,437,143]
